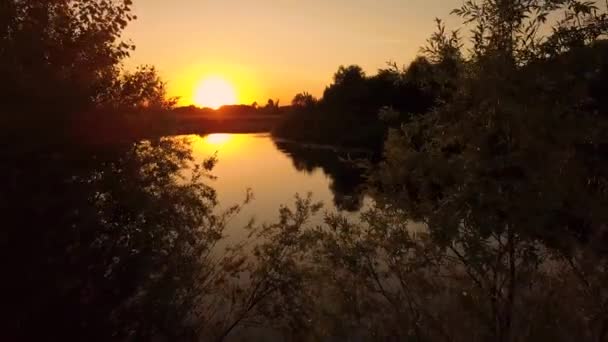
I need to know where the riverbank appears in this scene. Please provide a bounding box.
[272,137,374,155]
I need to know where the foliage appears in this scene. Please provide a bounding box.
[0,0,174,142]
[99,65,178,110]
[291,92,318,110]
[228,194,607,341]
[2,137,253,341]
[273,60,449,150]
[1,0,134,109]
[272,20,470,150]
[360,2,608,339]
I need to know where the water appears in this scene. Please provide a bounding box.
[7,133,605,341]
[187,133,372,239]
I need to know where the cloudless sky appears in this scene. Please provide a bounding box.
[124,0,463,106]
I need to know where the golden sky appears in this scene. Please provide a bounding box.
[123,0,463,106]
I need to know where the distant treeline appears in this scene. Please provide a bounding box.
[170,101,286,135]
[272,54,456,150]
[175,98,284,116]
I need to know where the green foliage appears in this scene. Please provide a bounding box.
[232,195,608,341]
[375,0,608,244]
[328,1,608,340]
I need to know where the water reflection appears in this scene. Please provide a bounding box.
[4,134,607,341]
[205,133,233,145]
[273,139,369,211]
[188,134,370,230]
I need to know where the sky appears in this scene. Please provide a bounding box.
[123,0,463,106]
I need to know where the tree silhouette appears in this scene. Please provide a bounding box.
[291,92,318,109]
[238,1,608,340]
[3,0,608,340]
[1,0,134,109]
[273,59,450,150]
[367,3,608,338]
[0,0,173,144]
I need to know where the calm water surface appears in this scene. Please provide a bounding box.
[186,133,372,238]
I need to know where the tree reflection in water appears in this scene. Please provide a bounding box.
[273,139,370,212]
[2,136,608,341]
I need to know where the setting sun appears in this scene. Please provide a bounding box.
[194,77,237,109]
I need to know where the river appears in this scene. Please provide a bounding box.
[186,133,373,239]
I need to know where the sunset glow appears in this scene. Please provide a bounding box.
[124,0,461,104]
[204,133,232,145]
[193,77,237,109]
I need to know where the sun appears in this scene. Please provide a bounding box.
[194,77,237,109]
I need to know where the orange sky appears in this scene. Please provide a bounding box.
[123,0,463,106]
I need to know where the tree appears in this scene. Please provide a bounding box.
[333,65,366,85]
[0,0,136,110]
[274,60,443,149]
[291,92,318,109]
[368,1,608,340]
[98,65,177,110]
[0,0,179,144]
[376,0,608,238]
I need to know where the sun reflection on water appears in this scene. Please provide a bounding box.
[204,133,232,146]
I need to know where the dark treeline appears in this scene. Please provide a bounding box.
[174,98,284,118]
[3,0,608,341]
[272,35,457,151]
